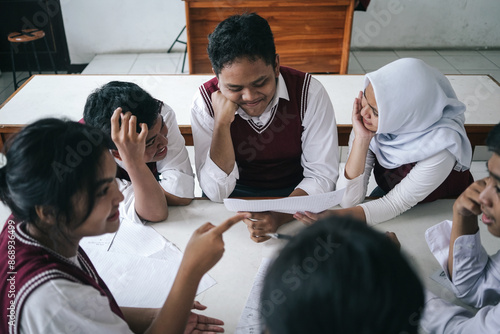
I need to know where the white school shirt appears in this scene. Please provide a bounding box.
[118,103,194,224]
[190,73,339,202]
[20,256,133,334]
[337,131,455,225]
[420,220,500,333]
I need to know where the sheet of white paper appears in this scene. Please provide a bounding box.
[80,231,117,251]
[83,247,216,308]
[224,188,346,214]
[81,217,216,308]
[235,258,273,334]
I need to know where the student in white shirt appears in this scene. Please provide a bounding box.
[295,58,473,226]
[420,122,500,333]
[261,215,424,334]
[191,13,339,242]
[84,81,194,224]
[0,118,247,334]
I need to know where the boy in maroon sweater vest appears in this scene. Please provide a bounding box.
[191,13,339,242]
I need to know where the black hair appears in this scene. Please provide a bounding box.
[486,122,500,156]
[83,81,163,149]
[207,13,277,75]
[261,216,424,334]
[0,118,114,235]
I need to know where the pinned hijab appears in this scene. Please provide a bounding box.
[365,58,472,171]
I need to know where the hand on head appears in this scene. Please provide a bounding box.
[211,91,238,126]
[110,107,148,164]
[453,179,487,218]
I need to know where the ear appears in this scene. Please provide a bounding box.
[111,149,122,161]
[35,205,57,227]
[274,54,280,77]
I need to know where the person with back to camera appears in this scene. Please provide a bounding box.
[191,13,339,242]
[420,122,500,333]
[295,58,473,226]
[0,118,248,333]
[84,81,194,224]
[260,215,424,334]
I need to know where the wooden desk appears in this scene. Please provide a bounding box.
[149,198,499,332]
[184,0,354,74]
[1,74,499,150]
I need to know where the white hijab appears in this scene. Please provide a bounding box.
[365,58,472,171]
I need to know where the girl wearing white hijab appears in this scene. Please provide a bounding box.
[295,58,473,226]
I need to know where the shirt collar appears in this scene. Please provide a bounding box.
[236,74,289,125]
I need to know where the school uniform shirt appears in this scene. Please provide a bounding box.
[190,68,339,202]
[118,103,194,224]
[0,217,130,334]
[338,58,472,225]
[338,132,456,225]
[420,220,500,333]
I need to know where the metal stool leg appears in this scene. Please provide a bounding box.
[24,43,32,78]
[181,44,187,73]
[31,40,42,74]
[9,43,18,90]
[168,26,186,53]
[43,35,57,74]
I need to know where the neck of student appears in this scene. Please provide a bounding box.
[25,223,80,258]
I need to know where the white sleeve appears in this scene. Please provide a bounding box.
[117,178,143,225]
[190,91,239,202]
[421,291,500,334]
[20,279,133,334]
[156,104,194,199]
[338,130,376,208]
[296,77,339,195]
[426,220,500,308]
[359,150,456,225]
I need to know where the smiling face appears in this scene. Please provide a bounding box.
[360,83,379,132]
[480,153,500,236]
[144,114,168,162]
[70,151,124,240]
[217,56,280,117]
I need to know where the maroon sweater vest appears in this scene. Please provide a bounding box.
[200,66,311,189]
[0,216,124,334]
[373,159,474,202]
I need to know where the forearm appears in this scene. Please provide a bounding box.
[448,210,479,279]
[146,264,201,334]
[164,190,193,206]
[121,307,158,334]
[344,137,371,180]
[210,125,235,175]
[329,205,367,223]
[127,163,168,221]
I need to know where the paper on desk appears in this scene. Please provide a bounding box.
[81,217,216,308]
[83,247,216,308]
[224,188,345,214]
[235,258,273,334]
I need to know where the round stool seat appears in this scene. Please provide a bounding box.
[8,29,45,43]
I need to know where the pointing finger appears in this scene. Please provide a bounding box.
[212,213,249,234]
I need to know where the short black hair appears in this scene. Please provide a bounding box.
[83,81,163,148]
[261,216,424,334]
[487,122,500,156]
[207,13,277,75]
[0,118,113,236]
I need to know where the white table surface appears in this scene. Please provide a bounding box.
[150,198,499,333]
[1,74,499,127]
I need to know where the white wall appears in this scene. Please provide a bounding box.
[61,0,500,65]
[351,0,500,49]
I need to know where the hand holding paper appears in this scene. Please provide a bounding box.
[223,188,345,214]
